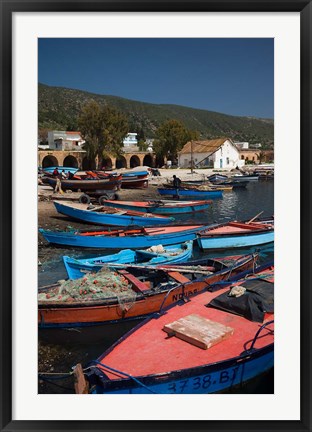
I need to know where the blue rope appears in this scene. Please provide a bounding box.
[92,360,160,394]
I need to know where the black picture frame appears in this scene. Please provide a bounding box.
[1,1,311,431]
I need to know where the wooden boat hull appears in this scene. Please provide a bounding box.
[63,241,193,280]
[158,188,223,199]
[38,254,258,328]
[102,200,212,215]
[53,201,174,227]
[39,225,208,249]
[45,176,122,192]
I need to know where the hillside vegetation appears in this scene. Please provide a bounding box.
[38,83,274,147]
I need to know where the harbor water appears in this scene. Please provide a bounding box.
[38,180,274,394]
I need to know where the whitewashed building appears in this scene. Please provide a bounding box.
[234,141,249,150]
[178,138,245,169]
[48,131,85,150]
[123,133,138,147]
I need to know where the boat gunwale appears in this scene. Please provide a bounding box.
[54,201,174,221]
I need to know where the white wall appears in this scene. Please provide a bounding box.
[178,139,242,169]
[213,140,240,169]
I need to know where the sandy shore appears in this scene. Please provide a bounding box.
[38,167,227,226]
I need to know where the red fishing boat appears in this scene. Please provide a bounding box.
[81,261,274,394]
[44,174,122,192]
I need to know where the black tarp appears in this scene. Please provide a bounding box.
[206,279,274,323]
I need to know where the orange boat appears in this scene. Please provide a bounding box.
[38,253,258,328]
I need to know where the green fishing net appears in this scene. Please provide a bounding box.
[38,267,137,308]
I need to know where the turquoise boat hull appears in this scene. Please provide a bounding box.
[63,241,193,280]
[53,201,174,227]
[41,166,79,174]
[103,200,211,215]
[39,225,208,249]
[197,231,274,250]
[158,188,223,199]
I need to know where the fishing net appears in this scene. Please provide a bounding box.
[145,244,182,257]
[38,267,137,309]
[146,245,165,253]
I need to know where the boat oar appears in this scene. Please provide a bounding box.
[246,211,264,224]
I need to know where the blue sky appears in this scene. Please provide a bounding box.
[38,38,274,118]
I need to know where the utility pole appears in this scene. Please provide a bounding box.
[191,140,194,174]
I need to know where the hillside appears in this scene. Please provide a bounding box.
[38,83,274,147]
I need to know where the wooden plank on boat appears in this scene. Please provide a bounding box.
[167,271,190,284]
[73,363,89,394]
[118,269,151,292]
[163,313,234,350]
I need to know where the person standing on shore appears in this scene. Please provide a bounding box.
[172,174,181,188]
[54,172,63,194]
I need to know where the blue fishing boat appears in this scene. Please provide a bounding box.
[53,201,174,227]
[39,224,209,249]
[102,199,212,215]
[78,262,274,394]
[122,170,149,177]
[63,241,193,280]
[197,220,274,250]
[41,166,79,174]
[158,187,223,199]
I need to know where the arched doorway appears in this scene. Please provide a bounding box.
[143,154,153,167]
[100,157,113,170]
[82,157,96,170]
[155,155,165,168]
[130,155,140,168]
[116,156,127,169]
[42,155,59,168]
[63,155,78,168]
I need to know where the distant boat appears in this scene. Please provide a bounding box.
[63,241,193,280]
[120,170,149,189]
[180,182,233,192]
[197,220,274,250]
[207,174,228,182]
[79,261,273,393]
[41,166,79,175]
[232,173,259,181]
[53,200,174,227]
[207,175,248,189]
[39,224,209,249]
[43,175,122,192]
[158,188,223,199]
[38,253,259,328]
[102,199,212,215]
